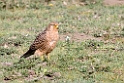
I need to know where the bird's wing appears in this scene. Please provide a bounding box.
[30,32,48,50]
[20,31,48,59]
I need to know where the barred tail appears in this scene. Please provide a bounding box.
[20,49,36,58]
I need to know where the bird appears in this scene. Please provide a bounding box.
[20,22,59,60]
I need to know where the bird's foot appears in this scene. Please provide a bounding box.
[40,55,48,62]
[40,55,44,61]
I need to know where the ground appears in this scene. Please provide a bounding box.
[0,0,124,83]
[104,0,124,6]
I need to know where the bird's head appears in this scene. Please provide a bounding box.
[48,22,59,31]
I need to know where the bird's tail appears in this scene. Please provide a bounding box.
[20,49,35,58]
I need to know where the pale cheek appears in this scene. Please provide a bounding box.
[50,26,54,30]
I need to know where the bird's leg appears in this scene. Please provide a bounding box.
[47,55,50,61]
[46,52,51,61]
[43,54,50,62]
[40,55,44,61]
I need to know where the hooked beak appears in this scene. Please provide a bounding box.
[55,23,59,29]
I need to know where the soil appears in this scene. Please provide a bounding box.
[60,33,103,42]
[104,0,124,6]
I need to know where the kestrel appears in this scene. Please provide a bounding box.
[20,22,59,60]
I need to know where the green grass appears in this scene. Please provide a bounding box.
[0,0,124,83]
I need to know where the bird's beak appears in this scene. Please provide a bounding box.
[55,24,59,29]
[56,25,59,29]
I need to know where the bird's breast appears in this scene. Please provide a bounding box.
[49,41,56,46]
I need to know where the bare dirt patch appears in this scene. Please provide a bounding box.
[104,0,124,6]
[60,33,124,44]
[60,33,102,42]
